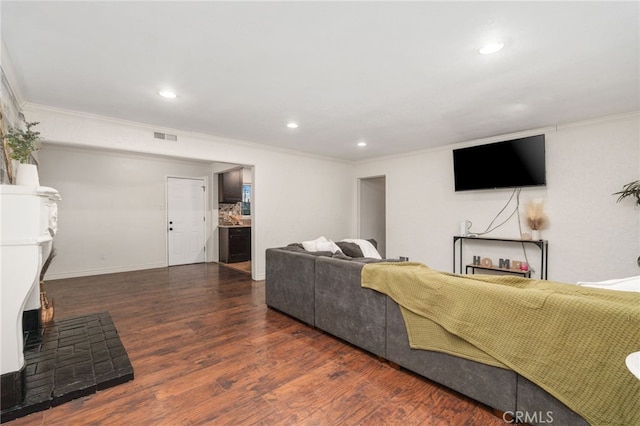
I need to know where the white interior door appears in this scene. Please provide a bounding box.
[167,177,206,266]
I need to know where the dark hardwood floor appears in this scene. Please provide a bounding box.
[11,263,504,425]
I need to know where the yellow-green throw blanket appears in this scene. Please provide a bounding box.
[361,262,640,426]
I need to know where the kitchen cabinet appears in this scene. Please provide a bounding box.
[218,169,242,203]
[219,226,251,263]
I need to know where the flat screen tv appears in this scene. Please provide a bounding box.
[453,134,546,191]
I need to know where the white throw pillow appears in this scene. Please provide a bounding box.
[342,238,382,259]
[577,276,640,293]
[302,236,342,254]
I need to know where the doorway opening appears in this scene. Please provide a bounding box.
[215,165,254,278]
[358,175,386,257]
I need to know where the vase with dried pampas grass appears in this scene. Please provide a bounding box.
[525,201,548,240]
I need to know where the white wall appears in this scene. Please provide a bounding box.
[29,105,354,280]
[24,104,640,284]
[354,113,640,283]
[38,146,216,278]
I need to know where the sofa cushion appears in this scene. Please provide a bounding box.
[285,243,305,251]
[285,243,334,257]
[342,238,382,259]
[336,241,364,258]
[302,236,342,254]
[314,257,387,357]
[286,238,381,259]
[265,248,316,326]
[350,257,392,264]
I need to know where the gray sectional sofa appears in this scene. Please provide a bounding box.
[265,245,588,426]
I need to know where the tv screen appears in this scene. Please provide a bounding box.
[453,134,546,191]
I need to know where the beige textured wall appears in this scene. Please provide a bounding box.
[354,113,639,283]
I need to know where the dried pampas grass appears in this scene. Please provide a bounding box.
[525,201,548,231]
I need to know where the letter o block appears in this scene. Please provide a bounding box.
[481,258,493,268]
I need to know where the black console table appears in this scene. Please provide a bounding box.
[465,264,532,278]
[453,236,548,280]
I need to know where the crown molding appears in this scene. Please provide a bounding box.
[23,102,355,165]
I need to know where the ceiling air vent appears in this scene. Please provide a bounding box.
[154,131,177,141]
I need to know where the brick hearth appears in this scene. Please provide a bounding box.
[1,312,134,422]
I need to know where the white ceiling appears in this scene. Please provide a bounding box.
[2,1,638,161]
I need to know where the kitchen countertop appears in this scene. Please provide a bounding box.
[218,224,251,228]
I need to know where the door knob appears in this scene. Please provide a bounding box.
[169,221,173,224]
[169,228,173,231]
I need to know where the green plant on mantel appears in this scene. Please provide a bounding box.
[6,119,41,164]
[614,180,640,267]
[613,180,640,206]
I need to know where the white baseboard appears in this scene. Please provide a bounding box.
[45,262,167,280]
[45,262,264,281]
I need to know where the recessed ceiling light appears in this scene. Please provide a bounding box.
[159,90,176,99]
[286,122,299,129]
[478,42,505,55]
[357,141,367,147]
